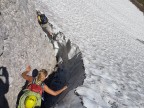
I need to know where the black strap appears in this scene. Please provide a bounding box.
[32,78,36,84]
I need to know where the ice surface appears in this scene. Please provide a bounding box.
[35,0,144,107]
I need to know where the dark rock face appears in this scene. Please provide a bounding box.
[130,0,144,13]
[0,0,56,107]
[39,20,86,107]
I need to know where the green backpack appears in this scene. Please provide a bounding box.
[18,78,44,108]
[18,90,41,108]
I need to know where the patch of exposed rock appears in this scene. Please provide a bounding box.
[0,0,56,107]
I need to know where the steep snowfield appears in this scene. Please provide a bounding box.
[35,0,144,108]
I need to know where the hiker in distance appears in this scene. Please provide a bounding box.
[22,65,68,96]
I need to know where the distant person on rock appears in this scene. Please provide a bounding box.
[37,10,53,40]
[17,65,67,108]
[36,10,60,56]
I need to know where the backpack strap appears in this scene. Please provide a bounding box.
[41,82,44,92]
[32,77,44,92]
[32,78,36,84]
[33,77,44,91]
[41,82,45,101]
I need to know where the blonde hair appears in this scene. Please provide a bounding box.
[37,69,48,81]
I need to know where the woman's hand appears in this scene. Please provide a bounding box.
[63,85,68,91]
[26,65,31,72]
[21,65,33,82]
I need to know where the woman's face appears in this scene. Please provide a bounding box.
[39,72,46,81]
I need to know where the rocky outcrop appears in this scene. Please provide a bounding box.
[130,0,144,13]
[0,0,56,107]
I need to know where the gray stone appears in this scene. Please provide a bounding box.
[0,0,56,108]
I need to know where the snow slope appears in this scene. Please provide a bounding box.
[35,0,144,108]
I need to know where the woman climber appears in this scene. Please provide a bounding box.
[18,65,67,108]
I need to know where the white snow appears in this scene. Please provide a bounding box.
[35,0,144,108]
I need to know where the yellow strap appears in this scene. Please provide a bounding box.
[38,16,41,22]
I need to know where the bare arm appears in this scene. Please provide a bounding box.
[21,65,33,82]
[44,84,67,96]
